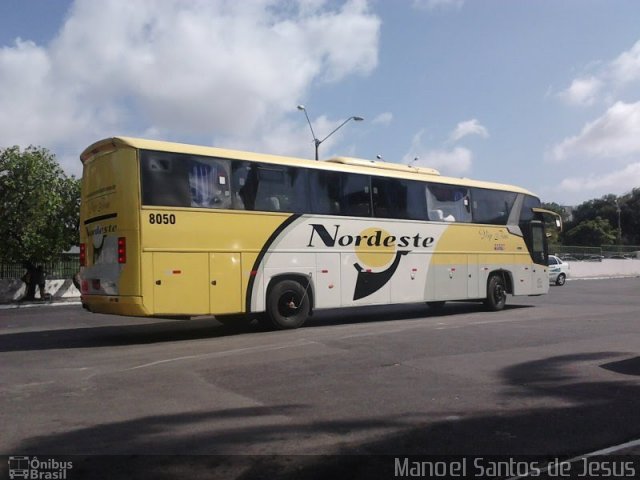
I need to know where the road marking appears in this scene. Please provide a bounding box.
[125,339,317,371]
[507,437,640,479]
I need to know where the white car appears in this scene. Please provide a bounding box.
[548,255,570,286]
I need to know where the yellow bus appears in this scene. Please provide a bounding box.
[79,137,560,329]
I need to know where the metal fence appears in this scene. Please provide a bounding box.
[0,255,80,280]
[549,245,640,261]
[601,245,640,259]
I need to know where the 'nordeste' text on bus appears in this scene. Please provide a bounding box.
[306,224,435,248]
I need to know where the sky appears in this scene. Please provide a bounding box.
[2,0,640,206]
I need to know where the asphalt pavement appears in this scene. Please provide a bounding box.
[1,278,640,479]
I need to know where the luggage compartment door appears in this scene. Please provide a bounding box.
[210,252,242,314]
[153,253,209,315]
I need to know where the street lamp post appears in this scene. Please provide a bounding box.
[297,105,363,160]
[615,199,622,246]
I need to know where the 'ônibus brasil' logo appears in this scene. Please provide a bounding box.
[306,224,435,300]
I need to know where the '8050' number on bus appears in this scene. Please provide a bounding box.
[149,213,176,225]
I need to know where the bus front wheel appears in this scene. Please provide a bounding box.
[267,279,310,329]
[484,274,507,311]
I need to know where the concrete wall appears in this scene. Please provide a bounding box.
[0,279,80,302]
[567,258,640,279]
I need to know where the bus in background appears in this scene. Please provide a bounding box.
[78,137,561,329]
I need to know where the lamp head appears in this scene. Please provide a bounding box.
[353,116,364,121]
[297,105,306,111]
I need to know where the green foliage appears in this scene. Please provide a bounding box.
[618,188,640,245]
[569,194,619,227]
[563,216,616,246]
[559,190,640,246]
[0,145,80,264]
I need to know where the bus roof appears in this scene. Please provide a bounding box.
[80,136,537,197]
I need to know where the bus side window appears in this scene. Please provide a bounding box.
[372,176,397,218]
[188,158,231,209]
[140,151,191,207]
[309,170,342,215]
[233,162,256,210]
[426,183,472,222]
[285,166,309,214]
[373,177,428,220]
[241,164,309,213]
[470,188,517,225]
[341,173,371,217]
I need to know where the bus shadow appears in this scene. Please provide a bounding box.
[0,318,232,353]
[306,302,531,328]
[11,351,640,479]
[0,302,533,353]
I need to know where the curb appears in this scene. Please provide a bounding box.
[0,299,82,310]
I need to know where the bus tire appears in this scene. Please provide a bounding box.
[267,279,310,329]
[484,274,507,311]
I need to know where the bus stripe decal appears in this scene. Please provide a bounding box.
[245,214,302,313]
[84,212,118,225]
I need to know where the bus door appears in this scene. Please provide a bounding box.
[530,221,548,293]
[522,220,549,295]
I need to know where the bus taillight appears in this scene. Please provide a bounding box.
[118,237,126,264]
[80,243,86,266]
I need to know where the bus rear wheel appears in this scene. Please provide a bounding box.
[484,274,507,311]
[267,279,310,329]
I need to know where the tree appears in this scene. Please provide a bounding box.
[0,145,80,265]
[566,194,619,233]
[618,188,640,245]
[562,216,616,247]
[560,191,640,246]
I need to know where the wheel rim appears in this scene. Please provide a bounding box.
[277,289,301,318]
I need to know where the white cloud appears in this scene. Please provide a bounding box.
[549,101,640,161]
[558,162,640,195]
[0,0,380,175]
[559,39,640,106]
[412,0,464,11]
[448,118,489,142]
[558,76,602,107]
[610,39,640,85]
[371,112,393,126]
[403,129,472,176]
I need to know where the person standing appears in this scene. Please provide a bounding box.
[34,265,47,300]
[20,261,37,301]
